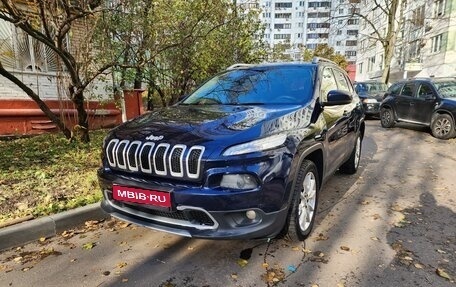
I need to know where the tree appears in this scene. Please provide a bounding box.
[0,0,114,142]
[346,0,403,83]
[302,44,348,69]
[96,0,267,107]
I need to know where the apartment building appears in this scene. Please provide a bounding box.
[356,0,456,82]
[238,0,360,79]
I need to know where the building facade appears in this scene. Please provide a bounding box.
[355,0,456,83]
[238,0,360,79]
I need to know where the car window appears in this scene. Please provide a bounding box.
[182,67,315,105]
[333,69,351,93]
[433,81,456,98]
[416,84,434,99]
[320,67,338,101]
[400,83,414,97]
[387,83,402,97]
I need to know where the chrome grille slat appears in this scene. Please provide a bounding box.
[106,139,204,179]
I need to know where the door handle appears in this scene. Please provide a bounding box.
[315,129,327,141]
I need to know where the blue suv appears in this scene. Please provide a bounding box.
[98,58,365,241]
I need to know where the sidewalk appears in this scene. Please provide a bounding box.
[0,203,109,251]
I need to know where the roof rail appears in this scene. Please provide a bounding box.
[312,57,337,65]
[226,63,254,70]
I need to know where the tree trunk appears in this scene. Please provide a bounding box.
[0,62,72,139]
[381,0,402,84]
[71,89,90,143]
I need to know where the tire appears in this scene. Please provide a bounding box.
[431,113,456,140]
[380,107,395,128]
[278,160,319,242]
[339,135,362,174]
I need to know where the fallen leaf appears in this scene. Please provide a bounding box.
[436,268,451,280]
[237,259,248,267]
[337,283,345,287]
[121,278,128,282]
[360,200,369,205]
[102,271,110,276]
[437,249,446,254]
[13,256,22,262]
[391,204,404,212]
[403,256,413,261]
[372,214,381,220]
[117,262,127,269]
[315,233,329,241]
[414,263,424,269]
[302,248,312,254]
[39,237,46,242]
[340,246,350,251]
[371,237,379,241]
[82,242,96,250]
[22,267,30,272]
[231,273,238,279]
[292,246,300,251]
[262,263,269,268]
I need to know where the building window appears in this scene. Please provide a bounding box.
[0,20,63,73]
[358,62,363,74]
[339,8,344,14]
[336,41,341,46]
[274,34,291,39]
[367,56,376,72]
[275,13,292,19]
[412,5,425,26]
[345,51,357,57]
[347,30,358,36]
[434,0,446,17]
[431,34,443,53]
[274,23,292,29]
[348,19,359,25]
[337,30,342,35]
[346,40,357,46]
[275,2,292,8]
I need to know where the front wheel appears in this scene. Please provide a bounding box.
[339,135,362,174]
[431,114,456,139]
[279,160,319,242]
[380,107,395,128]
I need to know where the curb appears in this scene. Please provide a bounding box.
[0,202,110,252]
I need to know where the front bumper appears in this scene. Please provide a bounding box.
[98,169,289,240]
[362,102,380,115]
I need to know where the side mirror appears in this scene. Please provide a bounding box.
[322,90,353,106]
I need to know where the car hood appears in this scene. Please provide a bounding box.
[359,92,385,101]
[107,104,312,150]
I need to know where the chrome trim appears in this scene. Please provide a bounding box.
[104,190,218,231]
[115,140,129,169]
[126,141,141,172]
[169,144,186,178]
[107,139,119,167]
[186,146,205,179]
[153,143,170,176]
[139,142,155,174]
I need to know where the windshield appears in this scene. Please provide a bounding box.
[181,67,315,105]
[434,81,456,98]
[355,82,388,94]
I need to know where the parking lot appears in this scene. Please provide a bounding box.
[1,120,455,287]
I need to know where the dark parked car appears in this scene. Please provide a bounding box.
[354,81,388,117]
[98,58,365,242]
[380,77,456,139]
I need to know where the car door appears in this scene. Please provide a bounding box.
[395,82,416,120]
[409,81,437,124]
[320,66,351,175]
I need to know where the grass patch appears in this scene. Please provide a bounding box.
[0,130,108,223]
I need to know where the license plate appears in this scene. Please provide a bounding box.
[112,185,171,208]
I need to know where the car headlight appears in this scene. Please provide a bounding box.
[363,98,378,104]
[222,134,287,156]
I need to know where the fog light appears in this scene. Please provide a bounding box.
[246,210,257,220]
[220,174,258,190]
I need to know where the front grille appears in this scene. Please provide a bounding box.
[106,139,205,179]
